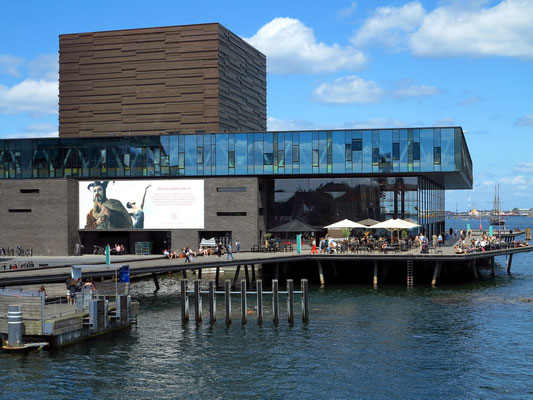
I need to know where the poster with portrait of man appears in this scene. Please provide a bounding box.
[79,179,204,230]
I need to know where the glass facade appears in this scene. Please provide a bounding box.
[0,127,471,236]
[0,128,472,188]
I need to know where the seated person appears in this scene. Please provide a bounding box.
[120,244,126,253]
[198,246,212,256]
[115,244,122,254]
[186,246,197,257]
[421,243,429,254]
[163,249,171,259]
[453,245,464,254]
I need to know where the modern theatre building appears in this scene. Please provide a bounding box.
[0,23,473,255]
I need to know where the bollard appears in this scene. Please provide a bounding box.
[257,279,263,325]
[241,280,247,325]
[287,279,294,325]
[224,280,231,325]
[194,280,202,323]
[117,294,129,323]
[208,281,216,324]
[301,279,309,324]
[7,305,23,347]
[180,280,189,322]
[272,279,279,326]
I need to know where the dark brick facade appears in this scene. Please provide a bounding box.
[59,23,266,137]
[0,179,79,255]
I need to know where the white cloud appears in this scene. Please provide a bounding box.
[338,2,358,19]
[267,116,321,131]
[313,75,385,104]
[516,114,533,126]
[0,79,58,115]
[515,162,533,174]
[352,2,425,48]
[28,54,58,81]
[245,17,366,74]
[394,84,440,97]
[434,117,456,126]
[313,75,440,104]
[499,175,527,185]
[1,123,58,139]
[0,54,24,77]
[353,0,533,58]
[458,96,483,106]
[267,116,411,131]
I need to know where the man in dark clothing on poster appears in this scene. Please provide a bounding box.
[85,181,133,229]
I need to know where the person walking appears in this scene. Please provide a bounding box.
[227,242,234,260]
[235,239,240,253]
[311,238,317,254]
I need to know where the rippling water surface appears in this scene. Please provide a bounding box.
[1,218,533,399]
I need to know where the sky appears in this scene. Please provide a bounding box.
[0,0,532,211]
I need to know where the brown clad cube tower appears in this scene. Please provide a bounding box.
[59,23,266,137]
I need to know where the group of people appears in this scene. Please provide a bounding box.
[162,239,241,262]
[65,277,96,304]
[453,231,529,254]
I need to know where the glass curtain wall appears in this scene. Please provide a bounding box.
[0,128,467,180]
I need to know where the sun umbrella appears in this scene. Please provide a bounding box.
[324,219,367,229]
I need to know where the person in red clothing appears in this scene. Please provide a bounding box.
[311,238,318,254]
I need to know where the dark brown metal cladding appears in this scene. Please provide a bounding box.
[59,23,266,137]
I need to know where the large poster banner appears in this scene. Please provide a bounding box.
[79,180,204,230]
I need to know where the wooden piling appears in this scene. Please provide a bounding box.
[317,260,325,286]
[232,265,241,289]
[274,264,279,280]
[287,279,294,325]
[208,280,216,324]
[257,279,263,325]
[224,280,231,325]
[301,279,309,324]
[272,279,279,326]
[507,254,514,274]
[241,280,247,325]
[180,279,189,322]
[193,280,202,323]
[373,260,378,286]
[215,266,220,288]
[152,272,160,294]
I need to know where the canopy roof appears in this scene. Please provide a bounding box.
[200,237,217,247]
[357,218,380,227]
[324,219,367,229]
[269,219,321,233]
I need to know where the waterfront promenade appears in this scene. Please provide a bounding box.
[0,233,531,287]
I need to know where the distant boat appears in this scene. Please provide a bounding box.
[489,185,506,226]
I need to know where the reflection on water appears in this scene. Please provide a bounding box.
[1,218,533,399]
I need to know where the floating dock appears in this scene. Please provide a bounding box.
[0,282,138,350]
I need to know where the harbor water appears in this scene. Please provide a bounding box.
[1,217,532,399]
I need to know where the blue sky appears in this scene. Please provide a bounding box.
[0,0,532,211]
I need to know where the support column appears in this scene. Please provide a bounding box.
[215,266,220,288]
[373,260,378,287]
[472,261,478,280]
[152,272,160,294]
[198,268,202,280]
[507,254,514,274]
[251,265,256,286]
[240,280,247,325]
[193,280,202,323]
[232,265,241,289]
[272,279,279,326]
[287,279,295,325]
[208,281,216,324]
[244,265,250,288]
[224,280,231,325]
[317,260,325,286]
[431,261,441,287]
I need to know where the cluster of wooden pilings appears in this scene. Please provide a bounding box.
[180,279,309,325]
